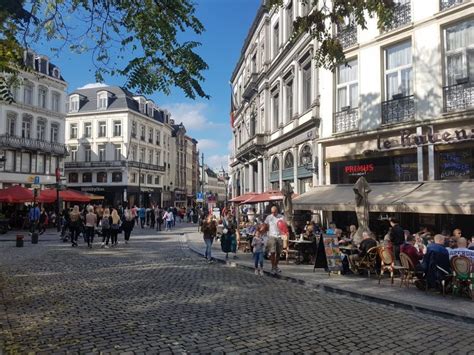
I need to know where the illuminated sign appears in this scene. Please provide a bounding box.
[344,164,374,176]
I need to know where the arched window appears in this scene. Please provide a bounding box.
[36,118,47,140]
[97,91,108,110]
[284,152,294,169]
[6,112,17,136]
[21,114,33,139]
[271,157,280,172]
[299,145,312,166]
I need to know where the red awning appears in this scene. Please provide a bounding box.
[229,192,259,203]
[39,188,92,202]
[0,185,35,203]
[242,190,298,204]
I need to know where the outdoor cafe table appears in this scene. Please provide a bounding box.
[289,239,314,264]
[338,245,359,255]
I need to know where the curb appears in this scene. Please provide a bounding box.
[185,233,474,324]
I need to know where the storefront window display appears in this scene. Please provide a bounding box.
[437,148,473,180]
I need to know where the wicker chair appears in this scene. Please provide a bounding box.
[378,247,406,285]
[399,252,416,288]
[451,256,473,300]
[353,246,379,277]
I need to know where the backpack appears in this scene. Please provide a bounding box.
[100,217,110,229]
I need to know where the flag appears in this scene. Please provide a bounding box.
[230,88,236,128]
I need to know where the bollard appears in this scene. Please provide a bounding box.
[31,232,39,244]
[16,235,24,247]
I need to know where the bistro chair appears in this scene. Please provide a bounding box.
[378,247,406,285]
[281,235,298,264]
[450,256,473,300]
[399,252,416,288]
[354,246,379,278]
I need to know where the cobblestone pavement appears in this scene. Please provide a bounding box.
[0,224,473,354]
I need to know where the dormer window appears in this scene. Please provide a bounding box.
[52,67,60,79]
[69,95,79,112]
[35,56,48,74]
[146,101,154,117]
[97,91,108,110]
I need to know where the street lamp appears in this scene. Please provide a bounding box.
[221,167,230,208]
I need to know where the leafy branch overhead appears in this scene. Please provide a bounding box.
[0,0,209,100]
[269,0,396,71]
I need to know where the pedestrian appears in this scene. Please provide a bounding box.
[389,217,405,262]
[85,205,97,248]
[165,209,174,231]
[131,205,138,226]
[264,206,285,275]
[110,209,121,246]
[100,208,111,248]
[252,226,266,275]
[156,207,163,231]
[122,209,135,244]
[138,206,146,228]
[201,214,217,263]
[28,203,40,233]
[222,210,238,259]
[150,205,155,229]
[69,205,82,247]
[39,208,48,235]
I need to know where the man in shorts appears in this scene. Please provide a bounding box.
[265,206,285,275]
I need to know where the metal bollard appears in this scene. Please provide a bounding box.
[16,235,24,247]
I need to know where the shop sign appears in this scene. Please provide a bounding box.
[378,127,474,151]
[81,187,105,192]
[344,163,374,176]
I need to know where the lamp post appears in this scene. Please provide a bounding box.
[220,167,230,208]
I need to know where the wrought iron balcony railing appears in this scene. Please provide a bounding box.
[242,73,259,101]
[443,80,474,112]
[0,134,68,155]
[381,95,415,124]
[334,107,359,133]
[384,2,411,32]
[127,161,166,172]
[65,161,126,169]
[337,25,357,49]
[440,0,464,11]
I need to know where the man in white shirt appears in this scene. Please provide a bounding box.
[264,206,285,275]
[449,237,474,263]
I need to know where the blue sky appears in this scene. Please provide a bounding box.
[38,0,260,170]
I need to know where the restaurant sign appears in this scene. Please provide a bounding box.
[377,126,474,151]
[344,163,375,176]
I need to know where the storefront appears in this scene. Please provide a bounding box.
[76,185,162,208]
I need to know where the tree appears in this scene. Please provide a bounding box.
[0,0,209,103]
[269,0,396,71]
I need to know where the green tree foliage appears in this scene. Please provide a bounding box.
[269,0,396,71]
[0,0,209,102]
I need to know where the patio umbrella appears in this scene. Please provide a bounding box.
[0,185,34,203]
[39,188,92,202]
[242,190,298,204]
[229,192,259,203]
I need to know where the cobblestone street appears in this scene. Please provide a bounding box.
[0,224,473,354]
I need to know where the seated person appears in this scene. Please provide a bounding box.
[400,234,424,267]
[469,238,474,251]
[445,237,457,250]
[415,234,451,290]
[448,237,474,263]
[348,231,377,272]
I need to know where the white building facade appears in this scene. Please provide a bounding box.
[65,85,174,207]
[0,51,68,188]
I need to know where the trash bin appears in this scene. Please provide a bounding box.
[31,232,39,244]
[16,235,24,247]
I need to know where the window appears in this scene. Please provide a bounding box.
[38,86,47,109]
[84,122,92,138]
[51,92,60,112]
[302,63,312,111]
[445,20,474,86]
[140,174,145,184]
[98,121,106,137]
[147,174,153,184]
[82,173,92,183]
[70,123,78,139]
[156,151,161,166]
[114,144,122,160]
[272,157,280,172]
[140,147,145,162]
[113,120,122,136]
[70,146,78,162]
[112,172,122,182]
[287,2,293,39]
[131,173,136,183]
[131,145,137,161]
[84,145,91,162]
[140,125,146,140]
[23,82,33,105]
[155,175,161,185]
[285,80,293,121]
[68,173,78,183]
[385,41,412,99]
[6,112,17,136]
[156,131,161,145]
[50,124,59,143]
[272,92,279,130]
[284,152,294,169]
[37,120,46,140]
[97,92,108,109]
[69,95,79,112]
[37,154,45,173]
[299,145,312,166]
[273,22,280,58]
[148,128,153,143]
[22,115,32,138]
[148,149,153,164]
[337,59,359,111]
[97,172,107,183]
[21,152,30,173]
[98,144,106,161]
[131,121,137,138]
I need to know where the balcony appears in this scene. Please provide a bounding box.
[334,107,359,133]
[242,73,258,101]
[337,25,357,49]
[128,161,166,172]
[0,134,68,156]
[65,160,126,169]
[443,80,474,112]
[381,95,415,124]
[384,1,411,32]
[235,133,267,162]
[440,0,464,11]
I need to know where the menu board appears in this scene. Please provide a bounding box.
[322,234,343,272]
[439,151,471,180]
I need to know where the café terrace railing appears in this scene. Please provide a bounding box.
[0,134,68,155]
[381,95,415,125]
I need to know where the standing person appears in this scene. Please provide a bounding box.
[110,209,121,247]
[122,209,135,244]
[165,209,174,231]
[156,207,163,231]
[252,226,266,275]
[131,205,138,226]
[201,214,217,263]
[29,204,40,233]
[150,205,155,229]
[264,206,285,275]
[39,208,48,235]
[222,210,238,259]
[85,206,97,248]
[389,217,405,262]
[100,208,111,248]
[138,206,146,229]
[69,205,82,247]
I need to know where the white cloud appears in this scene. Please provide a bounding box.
[162,102,224,131]
[77,83,109,89]
[206,154,230,170]
[197,139,219,151]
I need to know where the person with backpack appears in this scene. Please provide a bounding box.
[110,209,121,246]
[201,214,217,263]
[100,208,111,248]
